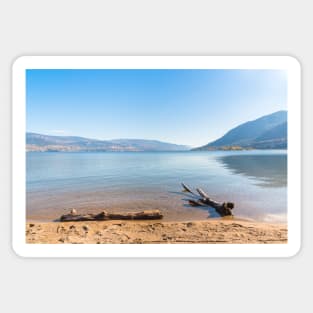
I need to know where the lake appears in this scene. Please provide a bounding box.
[26,150,287,222]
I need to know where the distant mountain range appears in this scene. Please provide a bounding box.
[27,111,287,152]
[26,133,190,152]
[194,111,287,150]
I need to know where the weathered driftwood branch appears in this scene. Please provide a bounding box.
[188,199,204,207]
[60,209,163,222]
[182,183,234,217]
[200,198,234,217]
[182,182,195,195]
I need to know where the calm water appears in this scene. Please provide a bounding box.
[26,150,287,222]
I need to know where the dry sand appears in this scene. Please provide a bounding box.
[26,219,287,244]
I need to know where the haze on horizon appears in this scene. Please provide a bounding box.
[26,69,287,147]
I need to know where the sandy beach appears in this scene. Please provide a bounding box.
[26,219,287,244]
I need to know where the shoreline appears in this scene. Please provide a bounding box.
[26,218,287,244]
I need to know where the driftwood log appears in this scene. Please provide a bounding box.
[60,209,163,222]
[182,183,234,217]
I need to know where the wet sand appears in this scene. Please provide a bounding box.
[26,219,287,244]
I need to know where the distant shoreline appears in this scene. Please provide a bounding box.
[26,148,288,153]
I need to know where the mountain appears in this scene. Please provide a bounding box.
[194,111,287,150]
[252,121,287,149]
[26,133,189,152]
[110,139,189,151]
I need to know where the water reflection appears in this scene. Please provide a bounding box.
[217,154,287,187]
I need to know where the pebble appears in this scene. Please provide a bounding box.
[57,225,65,233]
[82,225,89,232]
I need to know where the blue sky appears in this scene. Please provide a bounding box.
[26,69,287,147]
